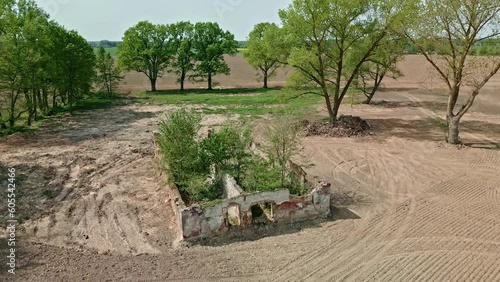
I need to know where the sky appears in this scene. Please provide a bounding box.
[35,0,292,41]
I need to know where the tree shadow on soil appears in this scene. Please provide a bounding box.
[367,117,447,142]
[378,87,420,92]
[367,117,500,149]
[0,237,37,277]
[370,100,448,111]
[0,163,68,228]
[464,142,500,150]
[0,106,156,148]
[193,205,361,247]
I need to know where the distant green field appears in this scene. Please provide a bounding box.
[93,47,118,57]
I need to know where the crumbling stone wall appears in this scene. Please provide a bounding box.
[177,184,331,241]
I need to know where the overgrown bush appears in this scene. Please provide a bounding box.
[157,110,308,203]
[157,109,206,189]
[263,115,301,188]
[200,123,252,184]
[240,157,282,192]
[157,110,253,202]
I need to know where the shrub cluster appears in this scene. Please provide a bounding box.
[157,110,308,203]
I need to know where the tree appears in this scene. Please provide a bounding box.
[169,21,195,91]
[95,46,123,96]
[0,0,95,128]
[405,0,500,144]
[55,29,95,113]
[0,0,53,126]
[263,115,301,188]
[358,36,405,104]
[244,23,283,88]
[192,22,238,90]
[278,0,414,122]
[118,21,173,92]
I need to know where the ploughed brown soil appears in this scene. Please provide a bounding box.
[2,55,500,281]
[119,53,291,93]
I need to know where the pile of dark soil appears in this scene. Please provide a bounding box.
[302,115,371,137]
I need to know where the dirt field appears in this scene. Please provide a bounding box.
[2,55,500,281]
[119,54,291,93]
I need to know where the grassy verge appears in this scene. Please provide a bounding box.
[133,87,326,116]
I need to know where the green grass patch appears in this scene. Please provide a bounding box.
[133,87,323,116]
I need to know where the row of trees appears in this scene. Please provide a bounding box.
[0,0,123,130]
[0,0,95,129]
[243,0,500,144]
[118,21,238,91]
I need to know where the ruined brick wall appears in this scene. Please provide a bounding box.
[178,185,331,241]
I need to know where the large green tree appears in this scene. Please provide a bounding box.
[169,21,196,91]
[244,23,283,89]
[278,0,414,122]
[118,21,173,92]
[192,22,238,90]
[405,0,500,144]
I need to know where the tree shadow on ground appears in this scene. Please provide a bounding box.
[0,163,69,228]
[370,100,448,111]
[378,87,420,92]
[367,117,447,142]
[193,205,361,247]
[367,117,500,148]
[464,142,500,150]
[0,106,156,148]
[0,236,36,277]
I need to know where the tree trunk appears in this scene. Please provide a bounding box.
[331,98,342,122]
[364,92,375,104]
[150,78,157,92]
[9,90,18,128]
[364,86,378,105]
[8,112,14,128]
[52,93,57,108]
[263,70,268,89]
[364,73,384,104]
[68,90,73,115]
[180,70,186,91]
[61,91,66,105]
[0,111,6,129]
[33,90,38,121]
[42,88,49,114]
[208,73,212,90]
[447,117,461,144]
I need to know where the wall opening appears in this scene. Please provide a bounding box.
[227,203,241,227]
[251,202,275,224]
